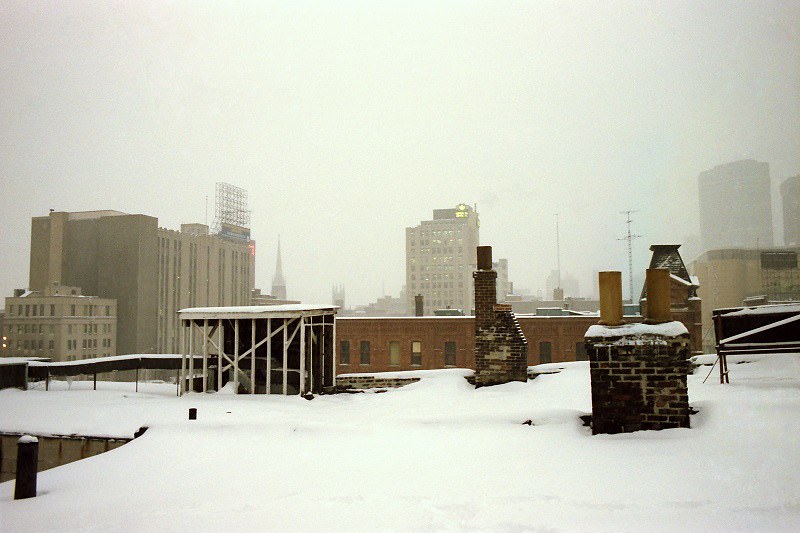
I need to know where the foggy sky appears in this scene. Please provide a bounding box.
[1,1,799,306]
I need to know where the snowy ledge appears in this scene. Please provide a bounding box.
[585,321,688,339]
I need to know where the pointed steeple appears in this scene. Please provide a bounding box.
[271,236,287,299]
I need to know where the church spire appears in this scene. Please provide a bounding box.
[271,236,287,299]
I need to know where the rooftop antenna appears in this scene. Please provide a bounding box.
[555,213,562,289]
[617,210,642,303]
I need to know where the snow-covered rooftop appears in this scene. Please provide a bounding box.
[178,304,338,318]
[585,321,689,338]
[2,355,799,530]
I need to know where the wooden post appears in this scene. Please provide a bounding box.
[202,319,208,393]
[233,319,239,394]
[14,435,38,500]
[332,315,337,388]
[188,321,194,393]
[135,367,139,393]
[266,318,272,394]
[299,316,306,395]
[251,318,256,395]
[217,319,223,392]
[179,321,186,395]
[93,373,97,390]
[45,370,49,391]
[282,320,288,395]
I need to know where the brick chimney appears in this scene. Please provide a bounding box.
[473,246,497,328]
[472,245,528,387]
[414,294,424,317]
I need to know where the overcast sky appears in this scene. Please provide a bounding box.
[1,1,798,306]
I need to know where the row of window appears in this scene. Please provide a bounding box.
[6,323,112,335]
[337,340,586,366]
[339,340,457,367]
[7,303,111,317]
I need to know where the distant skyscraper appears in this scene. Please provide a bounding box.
[781,175,800,246]
[271,238,287,299]
[698,159,773,251]
[332,283,345,308]
[406,204,479,315]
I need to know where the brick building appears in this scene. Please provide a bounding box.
[334,314,601,373]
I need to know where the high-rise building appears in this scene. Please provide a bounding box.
[271,238,287,300]
[28,210,254,355]
[406,204,479,315]
[698,159,773,251]
[781,175,800,246]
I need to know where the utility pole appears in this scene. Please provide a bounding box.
[617,210,641,303]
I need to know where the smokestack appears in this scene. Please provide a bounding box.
[414,294,424,317]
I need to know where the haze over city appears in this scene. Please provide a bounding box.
[2,1,798,306]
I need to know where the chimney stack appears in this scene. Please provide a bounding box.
[598,271,624,326]
[414,294,424,317]
[473,246,497,327]
[644,268,671,324]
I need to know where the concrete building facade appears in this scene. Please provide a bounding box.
[28,210,253,356]
[781,175,800,246]
[3,285,116,362]
[406,204,479,315]
[698,159,774,251]
[690,246,800,353]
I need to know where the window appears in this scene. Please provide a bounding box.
[444,341,457,366]
[32,305,37,316]
[360,341,370,365]
[539,341,552,364]
[339,341,350,365]
[50,304,55,316]
[389,341,400,366]
[25,305,30,316]
[48,340,54,350]
[39,304,44,316]
[411,341,422,366]
[105,306,110,316]
[575,342,588,361]
[70,304,75,316]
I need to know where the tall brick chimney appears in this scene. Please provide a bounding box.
[473,246,497,327]
[473,245,528,387]
[414,294,424,317]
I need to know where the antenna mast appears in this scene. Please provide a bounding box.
[555,213,562,289]
[617,210,641,303]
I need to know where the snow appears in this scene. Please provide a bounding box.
[178,304,337,314]
[0,357,50,366]
[585,321,689,338]
[25,353,181,368]
[16,435,38,444]
[2,355,800,531]
[722,303,800,317]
